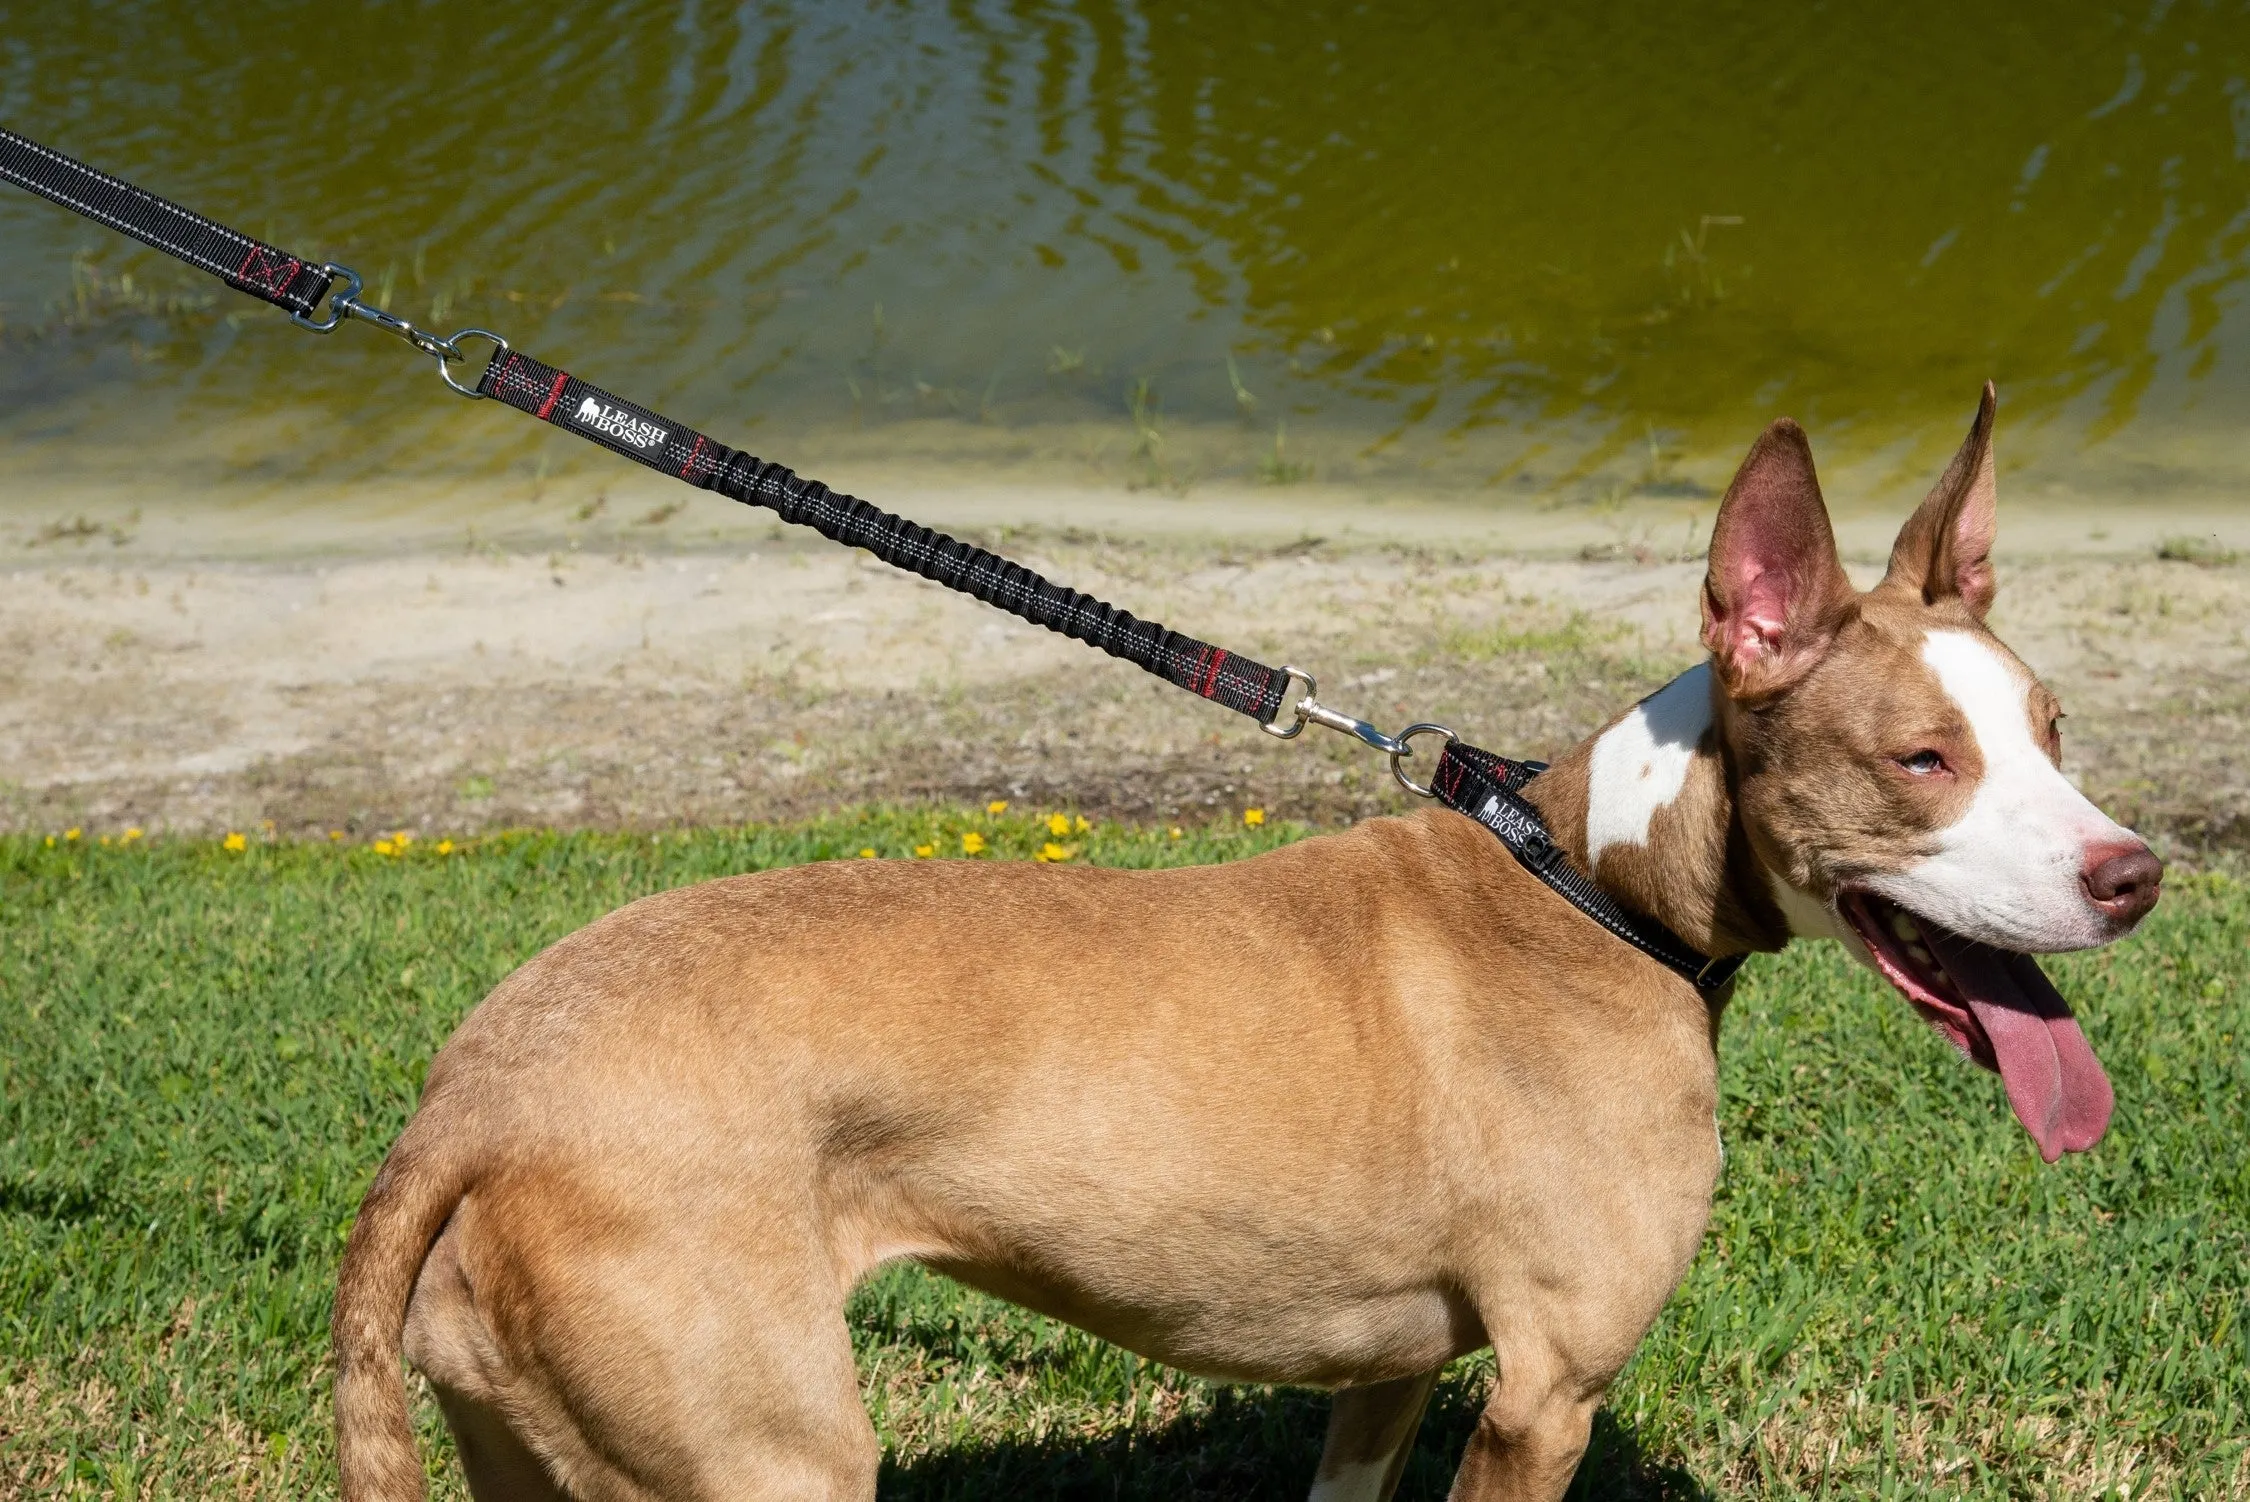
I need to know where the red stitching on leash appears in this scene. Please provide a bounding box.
[535,370,569,420]
[232,245,298,295]
[1199,648,1228,698]
[680,433,706,479]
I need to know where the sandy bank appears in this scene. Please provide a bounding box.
[2,479,2243,859]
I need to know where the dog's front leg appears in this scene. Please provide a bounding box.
[1443,1349,1598,1502]
[1306,1370,1439,1501]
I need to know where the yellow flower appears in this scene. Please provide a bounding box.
[44,835,54,848]
[329,830,344,842]
[223,832,247,852]
[1243,808,1265,827]
[1170,826,1183,839]
[436,839,455,856]
[122,827,143,844]
[913,843,935,858]
[1035,842,1072,862]
[858,848,877,859]
[372,839,394,856]
[394,830,413,846]
[1073,815,1091,833]
[987,800,1009,815]
[99,835,112,847]
[64,827,80,842]
[961,832,987,855]
[1046,812,1072,837]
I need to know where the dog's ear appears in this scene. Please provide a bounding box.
[1701,417,1855,703]
[1882,381,1998,617]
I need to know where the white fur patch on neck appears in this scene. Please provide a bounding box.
[1587,663,1713,868]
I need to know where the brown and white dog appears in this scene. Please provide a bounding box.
[333,385,2161,1502]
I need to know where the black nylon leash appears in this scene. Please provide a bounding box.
[0,127,333,318]
[473,349,1291,722]
[0,125,1743,994]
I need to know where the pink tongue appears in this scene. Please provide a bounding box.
[1925,930,2114,1162]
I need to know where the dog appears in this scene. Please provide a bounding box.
[333,384,2162,1501]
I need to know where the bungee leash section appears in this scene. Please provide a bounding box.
[0,125,1741,995]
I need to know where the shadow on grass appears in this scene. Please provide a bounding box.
[882,1379,1712,1501]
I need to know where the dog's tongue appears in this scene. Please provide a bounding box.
[1925,928,2114,1162]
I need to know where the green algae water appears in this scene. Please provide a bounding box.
[2,2,2248,514]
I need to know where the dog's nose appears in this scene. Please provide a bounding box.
[2083,842,2163,926]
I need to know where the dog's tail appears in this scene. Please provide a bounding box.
[332,1107,471,1502]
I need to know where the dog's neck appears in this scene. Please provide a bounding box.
[1520,661,1791,962]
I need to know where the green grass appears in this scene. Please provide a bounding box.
[2155,534,2240,568]
[1434,608,1632,664]
[1,815,2245,1498]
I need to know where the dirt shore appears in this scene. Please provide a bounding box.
[2,485,2244,862]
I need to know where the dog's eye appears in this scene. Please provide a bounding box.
[1898,750,1947,777]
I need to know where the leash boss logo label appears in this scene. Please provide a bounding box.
[571,394,669,452]
[1477,793,1550,852]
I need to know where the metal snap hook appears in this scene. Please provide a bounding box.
[1265,665,1445,778]
[292,264,510,396]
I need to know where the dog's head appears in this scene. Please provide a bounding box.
[1704,384,2159,1162]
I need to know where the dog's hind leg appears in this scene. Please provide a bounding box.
[406,1183,879,1501]
[1308,1370,1439,1502]
[428,1387,568,1502]
[405,1214,574,1501]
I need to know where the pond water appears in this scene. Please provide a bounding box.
[3,1,2247,514]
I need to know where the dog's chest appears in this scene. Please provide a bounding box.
[1445,1017,1724,1260]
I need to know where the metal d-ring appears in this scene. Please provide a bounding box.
[435,328,510,399]
[289,263,362,334]
[1390,722,1458,798]
[1260,666,1318,740]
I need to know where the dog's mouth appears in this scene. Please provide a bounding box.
[1837,892,2113,1163]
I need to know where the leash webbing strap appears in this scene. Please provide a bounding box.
[0,125,1289,728]
[1432,742,1745,993]
[0,127,333,318]
[476,349,1294,725]
[1,125,1749,989]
